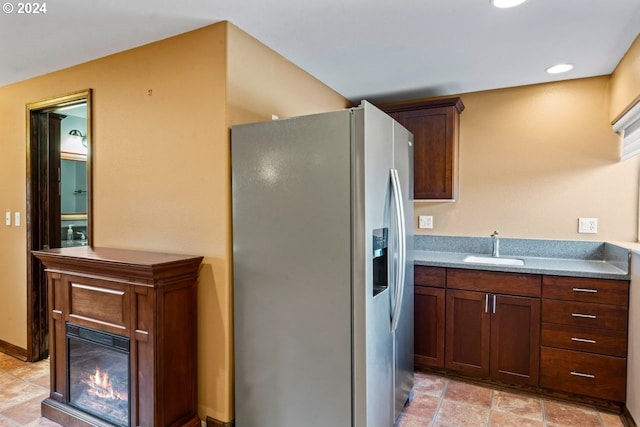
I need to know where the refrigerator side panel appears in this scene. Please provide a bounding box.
[393,120,415,419]
[351,108,367,427]
[232,112,353,427]
[361,102,395,427]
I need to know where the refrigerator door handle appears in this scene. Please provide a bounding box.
[390,168,406,333]
[397,170,407,331]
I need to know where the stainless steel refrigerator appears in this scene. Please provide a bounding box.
[231,101,414,427]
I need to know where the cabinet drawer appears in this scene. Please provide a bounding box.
[447,268,541,297]
[540,347,626,402]
[415,266,446,288]
[541,323,627,357]
[542,299,627,331]
[542,276,628,306]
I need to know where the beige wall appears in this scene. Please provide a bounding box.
[610,34,640,123]
[227,23,349,124]
[0,21,347,423]
[0,82,29,348]
[414,76,640,242]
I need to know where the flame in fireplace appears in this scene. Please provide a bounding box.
[81,366,125,401]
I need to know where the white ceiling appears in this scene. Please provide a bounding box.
[1,0,639,103]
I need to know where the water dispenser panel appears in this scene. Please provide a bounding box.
[372,227,388,296]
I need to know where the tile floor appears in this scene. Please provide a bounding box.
[397,371,625,427]
[0,352,626,427]
[0,353,60,426]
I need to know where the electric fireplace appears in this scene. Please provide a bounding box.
[33,246,203,427]
[67,324,130,426]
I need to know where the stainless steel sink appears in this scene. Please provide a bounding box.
[463,255,525,266]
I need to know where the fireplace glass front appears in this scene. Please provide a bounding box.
[67,324,130,427]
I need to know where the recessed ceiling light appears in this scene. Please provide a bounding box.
[545,63,574,74]
[491,0,527,8]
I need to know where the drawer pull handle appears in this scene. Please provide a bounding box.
[571,337,596,344]
[572,288,598,293]
[572,313,597,319]
[570,371,595,379]
[71,283,126,296]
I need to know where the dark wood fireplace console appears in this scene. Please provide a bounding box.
[33,246,203,427]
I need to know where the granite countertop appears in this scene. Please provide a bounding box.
[414,236,631,280]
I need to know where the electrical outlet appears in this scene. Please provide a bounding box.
[419,215,433,229]
[578,217,598,234]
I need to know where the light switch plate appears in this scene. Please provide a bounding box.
[14,212,20,227]
[578,217,598,234]
[5,211,10,226]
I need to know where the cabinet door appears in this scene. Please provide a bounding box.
[445,289,490,376]
[490,295,540,386]
[391,107,458,200]
[415,286,445,368]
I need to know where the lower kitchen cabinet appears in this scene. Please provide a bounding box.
[490,294,540,385]
[445,289,489,375]
[445,289,540,386]
[412,265,630,406]
[415,286,445,367]
[414,266,446,368]
[540,275,629,402]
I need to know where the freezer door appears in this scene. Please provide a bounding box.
[392,119,415,420]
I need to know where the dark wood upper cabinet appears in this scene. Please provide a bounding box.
[382,97,464,200]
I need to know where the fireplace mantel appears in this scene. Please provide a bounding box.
[33,246,203,427]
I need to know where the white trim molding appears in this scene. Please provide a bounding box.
[613,101,640,161]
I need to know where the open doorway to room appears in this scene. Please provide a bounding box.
[26,90,92,361]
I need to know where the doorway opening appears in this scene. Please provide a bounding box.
[26,90,92,361]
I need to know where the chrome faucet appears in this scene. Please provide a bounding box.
[491,231,500,257]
